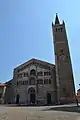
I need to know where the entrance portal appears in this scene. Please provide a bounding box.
[16,94,20,104]
[30,93,35,103]
[47,93,51,104]
[28,87,36,104]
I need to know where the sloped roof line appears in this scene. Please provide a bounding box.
[14,58,55,70]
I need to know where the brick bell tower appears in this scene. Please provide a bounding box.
[52,14,76,104]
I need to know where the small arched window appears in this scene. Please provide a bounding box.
[29,77,35,85]
[60,49,64,55]
[30,69,36,76]
[58,28,60,32]
[56,28,57,32]
[60,27,63,32]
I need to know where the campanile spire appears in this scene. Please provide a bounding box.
[55,13,60,24]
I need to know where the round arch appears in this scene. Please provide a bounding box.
[16,94,20,104]
[47,93,51,105]
[28,87,36,104]
[30,69,36,76]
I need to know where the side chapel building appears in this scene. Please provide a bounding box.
[3,14,76,105]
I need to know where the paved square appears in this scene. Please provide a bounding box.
[0,105,80,120]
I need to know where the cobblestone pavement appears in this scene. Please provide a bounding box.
[0,106,80,120]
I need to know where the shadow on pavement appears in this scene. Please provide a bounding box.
[3,104,49,107]
[43,106,80,113]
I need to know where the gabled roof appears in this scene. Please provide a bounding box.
[5,79,12,85]
[14,58,55,71]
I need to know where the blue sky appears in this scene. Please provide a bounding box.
[0,0,80,90]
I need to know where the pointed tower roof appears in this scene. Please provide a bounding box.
[63,20,65,25]
[55,13,60,25]
[52,22,53,27]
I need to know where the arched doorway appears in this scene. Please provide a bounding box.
[47,93,51,104]
[28,87,36,104]
[16,94,20,104]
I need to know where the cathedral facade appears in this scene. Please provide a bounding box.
[4,14,76,105]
